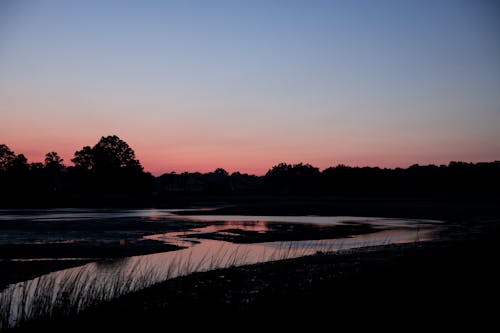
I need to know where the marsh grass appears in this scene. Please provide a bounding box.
[0,233,407,331]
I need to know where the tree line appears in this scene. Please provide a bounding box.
[1,135,499,207]
[0,136,153,206]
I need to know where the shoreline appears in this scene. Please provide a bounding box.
[0,217,199,290]
[0,208,444,291]
[15,227,500,331]
[2,198,499,330]
[0,241,183,290]
[1,196,496,291]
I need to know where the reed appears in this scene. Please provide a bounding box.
[0,234,407,331]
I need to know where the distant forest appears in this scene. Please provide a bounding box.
[1,135,499,207]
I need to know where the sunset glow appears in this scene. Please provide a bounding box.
[1,0,499,175]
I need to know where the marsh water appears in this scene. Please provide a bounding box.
[0,209,443,328]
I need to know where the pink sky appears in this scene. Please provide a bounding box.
[1,1,499,175]
[2,130,498,176]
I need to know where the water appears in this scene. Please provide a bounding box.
[0,209,443,329]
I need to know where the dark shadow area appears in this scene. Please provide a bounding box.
[11,221,500,331]
[185,222,376,243]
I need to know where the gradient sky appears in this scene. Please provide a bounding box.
[1,0,499,175]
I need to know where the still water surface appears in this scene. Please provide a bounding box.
[0,209,442,328]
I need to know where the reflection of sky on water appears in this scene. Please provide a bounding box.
[0,209,443,329]
[0,209,441,226]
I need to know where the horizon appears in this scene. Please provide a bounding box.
[1,1,500,175]
[2,136,499,177]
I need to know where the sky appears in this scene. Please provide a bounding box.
[1,0,499,175]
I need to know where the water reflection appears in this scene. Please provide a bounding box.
[0,210,442,329]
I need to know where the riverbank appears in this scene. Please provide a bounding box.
[176,195,500,221]
[0,216,198,289]
[12,217,500,331]
[2,197,499,331]
[1,199,442,290]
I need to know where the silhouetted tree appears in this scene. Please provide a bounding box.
[30,162,44,171]
[204,168,231,193]
[9,154,29,174]
[2,136,500,207]
[0,144,16,171]
[44,152,65,171]
[71,146,93,170]
[41,151,66,195]
[0,147,30,201]
[265,163,320,194]
[213,168,229,177]
[71,136,142,173]
[69,135,151,195]
[92,135,143,174]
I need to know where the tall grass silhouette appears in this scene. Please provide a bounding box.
[0,224,438,330]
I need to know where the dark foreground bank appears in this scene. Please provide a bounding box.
[12,219,500,332]
[0,216,201,289]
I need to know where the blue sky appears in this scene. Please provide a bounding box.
[1,0,499,174]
